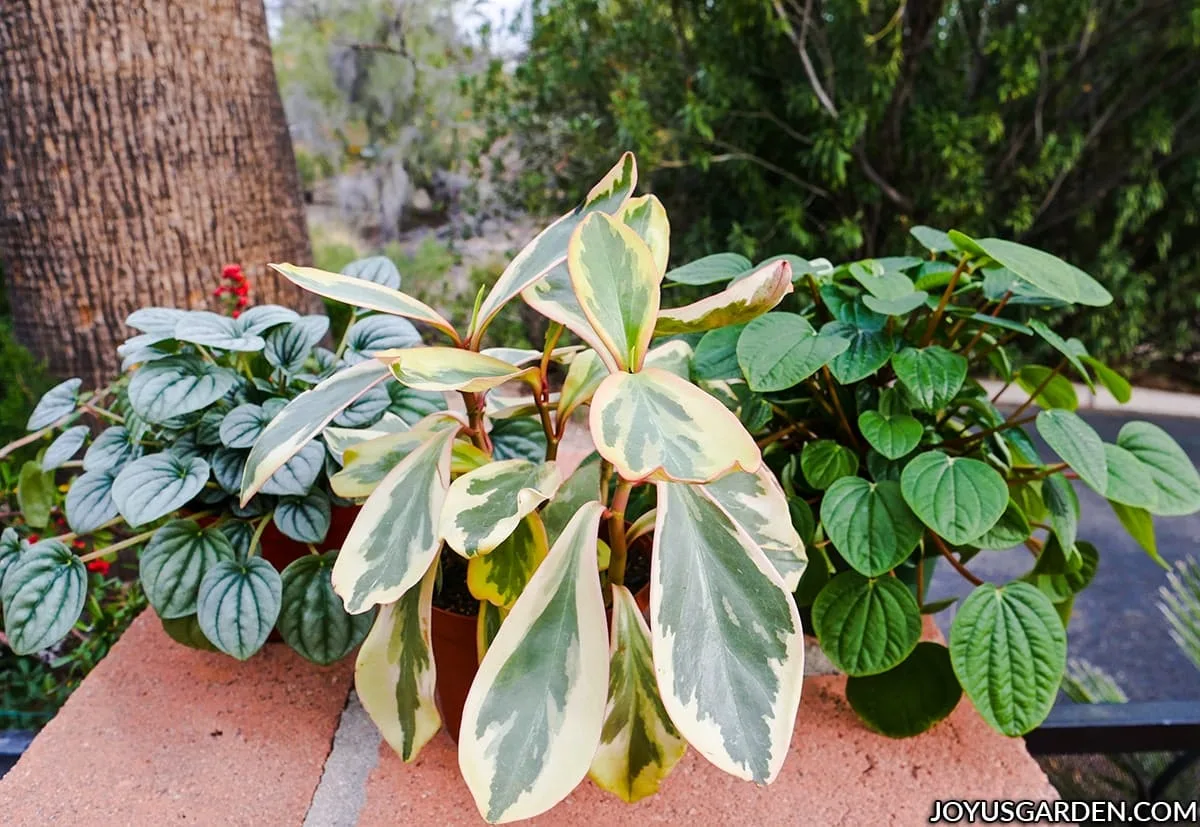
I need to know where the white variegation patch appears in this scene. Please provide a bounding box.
[616,194,670,275]
[323,412,410,463]
[643,339,694,379]
[458,502,609,824]
[355,560,440,761]
[332,414,464,613]
[590,368,761,483]
[655,260,793,335]
[555,349,611,424]
[441,460,563,557]
[651,482,804,784]
[703,466,807,591]
[239,359,393,504]
[521,263,616,372]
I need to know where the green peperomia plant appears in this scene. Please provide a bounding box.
[0,255,441,661]
[680,224,1200,741]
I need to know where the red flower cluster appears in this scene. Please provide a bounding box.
[214,264,251,318]
[86,559,111,576]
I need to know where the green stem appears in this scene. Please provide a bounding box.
[607,479,634,587]
[78,527,159,563]
[334,316,358,358]
[247,513,273,558]
[82,404,124,424]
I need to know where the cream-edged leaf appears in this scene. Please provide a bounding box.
[556,349,610,423]
[652,482,804,783]
[616,194,670,275]
[642,339,693,379]
[469,153,636,345]
[522,262,615,371]
[703,465,807,591]
[589,584,687,803]
[329,413,452,499]
[458,502,609,824]
[466,513,550,609]
[378,346,538,393]
[355,560,440,761]
[655,260,793,335]
[441,459,563,557]
[332,415,464,613]
[239,359,392,504]
[270,263,458,341]
[590,368,761,483]
[568,212,662,371]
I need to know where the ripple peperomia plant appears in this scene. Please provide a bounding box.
[1,255,439,660]
[683,225,1200,741]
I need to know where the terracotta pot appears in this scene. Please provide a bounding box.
[432,584,651,743]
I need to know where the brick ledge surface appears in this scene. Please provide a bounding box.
[0,611,1059,825]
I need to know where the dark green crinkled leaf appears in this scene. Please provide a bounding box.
[139,519,237,619]
[42,425,89,471]
[1,541,87,655]
[950,582,1066,736]
[27,378,81,429]
[490,417,547,462]
[1036,410,1107,494]
[274,490,332,543]
[196,557,283,660]
[128,356,238,423]
[820,478,923,576]
[892,347,966,411]
[846,642,961,738]
[900,451,1008,545]
[858,411,922,460]
[278,552,374,665]
[812,571,922,676]
[331,384,391,428]
[220,404,270,449]
[112,453,211,527]
[800,440,859,490]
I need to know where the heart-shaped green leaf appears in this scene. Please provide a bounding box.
[892,347,967,411]
[812,571,922,676]
[858,411,922,460]
[112,453,210,527]
[900,451,1008,545]
[196,557,282,660]
[820,478,923,576]
[910,226,955,252]
[969,500,1031,549]
[822,321,896,384]
[1028,320,1093,390]
[1116,421,1200,516]
[1016,365,1078,411]
[42,425,89,471]
[1036,410,1107,494]
[1029,539,1099,603]
[17,461,54,529]
[845,642,962,738]
[950,581,1066,735]
[274,490,332,544]
[1081,355,1131,403]
[0,541,87,655]
[1101,443,1159,510]
[139,519,237,619]
[862,292,929,316]
[128,356,238,424]
[1042,473,1079,552]
[665,252,752,285]
[278,552,374,665]
[800,440,859,490]
[968,238,1111,307]
[26,378,82,429]
[737,313,849,392]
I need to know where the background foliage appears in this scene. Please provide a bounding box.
[478,0,1200,373]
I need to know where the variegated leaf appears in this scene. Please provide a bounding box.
[270,263,459,341]
[330,413,453,498]
[377,347,538,393]
[458,502,609,824]
[441,460,563,557]
[655,260,793,335]
[556,349,610,424]
[521,262,614,371]
[616,194,670,275]
[355,560,440,761]
[590,368,761,483]
[323,413,410,463]
[568,212,662,371]
[239,359,392,504]
[469,153,636,346]
[332,415,464,613]
[476,601,506,661]
[589,584,687,803]
[642,339,693,379]
[703,466,807,591]
[467,514,549,609]
[652,482,805,783]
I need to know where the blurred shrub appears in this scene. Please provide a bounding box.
[478,0,1200,370]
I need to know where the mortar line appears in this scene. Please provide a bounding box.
[303,689,382,827]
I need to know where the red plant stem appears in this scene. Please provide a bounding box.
[920,255,969,346]
[931,533,983,587]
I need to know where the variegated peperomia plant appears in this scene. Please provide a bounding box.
[232,154,810,821]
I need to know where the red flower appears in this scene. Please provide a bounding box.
[86,560,111,576]
[27,533,39,543]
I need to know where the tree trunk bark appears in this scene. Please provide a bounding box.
[0,0,317,386]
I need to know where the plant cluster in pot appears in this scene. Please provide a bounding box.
[2,152,1199,823]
